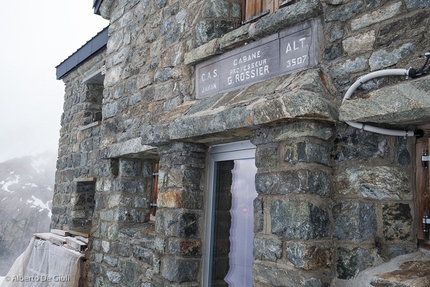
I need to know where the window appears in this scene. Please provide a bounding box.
[150,161,160,220]
[203,141,257,286]
[71,180,96,231]
[416,133,430,249]
[242,0,300,24]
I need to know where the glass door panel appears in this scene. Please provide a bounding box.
[206,142,257,287]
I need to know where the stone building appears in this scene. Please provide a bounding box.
[53,0,430,286]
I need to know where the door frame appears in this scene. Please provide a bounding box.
[202,140,256,286]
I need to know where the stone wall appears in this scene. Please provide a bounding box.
[51,51,107,230]
[53,0,430,285]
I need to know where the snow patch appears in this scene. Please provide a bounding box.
[1,175,20,193]
[25,183,38,188]
[26,196,52,217]
[31,157,49,174]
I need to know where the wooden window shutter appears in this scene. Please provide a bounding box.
[243,0,280,23]
[242,0,302,23]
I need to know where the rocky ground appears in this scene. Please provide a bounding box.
[0,152,56,275]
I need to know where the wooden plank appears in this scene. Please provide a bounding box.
[68,228,90,238]
[76,236,89,244]
[49,234,67,246]
[66,237,87,252]
[34,233,67,246]
[74,177,97,182]
[51,229,70,237]
[34,233,52,241]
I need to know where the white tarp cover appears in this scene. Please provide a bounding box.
[0,238,81,287]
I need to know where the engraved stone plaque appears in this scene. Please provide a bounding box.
[196,19,319,99]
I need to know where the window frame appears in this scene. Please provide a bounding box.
[203,140,256,286]
[242,0,300,24]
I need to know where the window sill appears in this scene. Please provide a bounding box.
[78,121,101,131]
[184,0,322,66]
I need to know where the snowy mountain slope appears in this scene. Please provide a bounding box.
[0,151,56,275]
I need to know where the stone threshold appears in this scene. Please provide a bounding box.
[344,251,430,287]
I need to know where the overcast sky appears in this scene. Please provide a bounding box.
[0,1,108,163]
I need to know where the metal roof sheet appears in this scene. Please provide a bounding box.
[55,26,108,80]
[93,0,104,15]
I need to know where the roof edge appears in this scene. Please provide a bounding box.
[55,26,109,80]
[93,0,104,15]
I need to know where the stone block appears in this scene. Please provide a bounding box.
[100,210,114,221]
[324,43,341,60]
[134,196,150,208]
[254,197,264,232]
[161,168,204,190]
[252,121,334,145]
[219,24,250,50]
[154,68,172,83]
[325,2,363,22]
[377,11,428,47]
[102,241,110,253]
[252,91,338,126]
[102,101,119,118]
[343,30,375,56]
[157,189,203,209]
[92,252,103,263]
[167,238,201,256]
[184,38,221,65]
[208,20,238,46]
[351,2,402,31]
[253,236,282,261]
[253,263,303,286]
[122,261,138,286]
[108,224,119,240]
[88,262,106,277]
[336,166,411,200]
[406,0,430,9]
[332,126,389,162]
[161,257,199,283]
[256,169,330,195]
[386,246,411,259]
[132,245,154,266]
[202,0,229,18]
[330,56,367,78]
[336,246,375,279]
[103,255,118,267]
[333,201,377,242]
[369,42,416,71]
[107,270,122,283]
[284,141,331,166]
[117,179,144,193]
[383,203,413,241]
[271,200,329,239]
[255,144,278,168]
[339,77,430,124]
[394,134,411,167]
[249,0,323,39]
[158,209,200,238]
[116,243,132,257]
[286,242,333,270]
